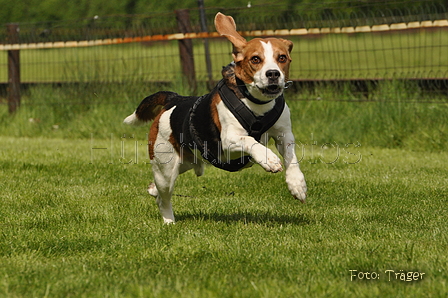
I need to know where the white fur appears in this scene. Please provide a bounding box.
[123,112,146,126]
[241,97,276,116]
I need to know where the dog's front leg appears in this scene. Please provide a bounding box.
[275,131,307,202]
[222,134,283,173]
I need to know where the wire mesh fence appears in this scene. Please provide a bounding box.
[1,2,448,86]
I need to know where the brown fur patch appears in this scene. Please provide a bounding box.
[148,109,164,160]
[168,133,180,155]
[221,64,245,98]
[210,93,222,132]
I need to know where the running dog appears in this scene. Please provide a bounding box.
[124,12,307,224]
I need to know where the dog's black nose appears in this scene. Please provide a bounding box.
[266,69,280,80]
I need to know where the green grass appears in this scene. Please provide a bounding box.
[1,29,448,82]
[0,135,447,297]
[0,79,447,297]
[1,80,446,151]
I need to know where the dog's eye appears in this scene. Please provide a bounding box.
[278,55,288,63]
[250,56,261,64]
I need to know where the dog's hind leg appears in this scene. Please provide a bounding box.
[147,161,202,199]
[149,116,179,223]
[152,153,201,224]
[149,107,198,224]
[152,161,179,224]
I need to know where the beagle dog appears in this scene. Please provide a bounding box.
[124,12,307,224]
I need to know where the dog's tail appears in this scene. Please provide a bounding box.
[124,91,179,126]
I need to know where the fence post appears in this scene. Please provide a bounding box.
[7,23,21,114]
[175,9,197,93]
[198,0,214,90]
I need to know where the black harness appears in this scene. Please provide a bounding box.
[187,79,285,172]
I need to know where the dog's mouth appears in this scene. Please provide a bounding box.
[257,84,282,95]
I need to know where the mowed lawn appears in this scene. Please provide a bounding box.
[0,135,447,297]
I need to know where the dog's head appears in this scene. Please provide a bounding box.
[215,12,293,102]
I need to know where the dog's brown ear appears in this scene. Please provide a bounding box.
[215,12,247,62]
[280,38,293,54]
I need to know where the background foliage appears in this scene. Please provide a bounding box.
[1,0,447,24]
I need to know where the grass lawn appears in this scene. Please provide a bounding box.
[0,70,446,296]
[0,134,447,297]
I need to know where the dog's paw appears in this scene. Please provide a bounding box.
[259,150,283,173]
[290,184,307,203]
[286,172,307,203]
[163,218,175,225]
[147,182,158,197]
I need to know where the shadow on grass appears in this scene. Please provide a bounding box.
[176,211,311,226]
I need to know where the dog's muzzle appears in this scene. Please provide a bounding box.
[258,69,284,95]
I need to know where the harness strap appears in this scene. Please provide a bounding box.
[188,92,251,172]
[188,78,285,172]
[218,79,285,142]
